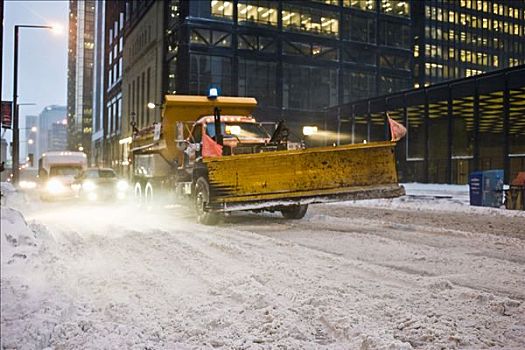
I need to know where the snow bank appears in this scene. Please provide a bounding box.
[339,183,524,218]
[1,206,67,349]
[1,207,38,265]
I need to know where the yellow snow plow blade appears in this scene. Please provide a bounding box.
[205,141,404,211]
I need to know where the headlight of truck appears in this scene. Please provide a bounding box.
[46,179,65,194]
[19,180,37,190]
[117,180,128,191]
[82,180,97,192]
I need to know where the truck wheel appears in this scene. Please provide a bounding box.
[194,177,219,225]
[145,182,154,205]
[281,204,308,220]
[134,182,143,205]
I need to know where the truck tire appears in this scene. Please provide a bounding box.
[145,182,154,205]
[134,182,143,205]
[281,204,308,220]
[194,177,219,225]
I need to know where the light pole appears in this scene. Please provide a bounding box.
[12,24,53,185]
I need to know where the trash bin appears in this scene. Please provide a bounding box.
[469,169,504,208]
[469,171,483,206]
[482,169,504,208]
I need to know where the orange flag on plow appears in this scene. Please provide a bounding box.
[202,132,223,158]
[387,116,407,142]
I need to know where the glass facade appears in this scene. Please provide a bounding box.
[67,0,96,158]
[165,0,413,130]
[415,0,525,87]
[336,66,525,184]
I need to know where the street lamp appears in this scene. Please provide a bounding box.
[12,24,55,185]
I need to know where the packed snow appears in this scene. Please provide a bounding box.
[1,183,524,349]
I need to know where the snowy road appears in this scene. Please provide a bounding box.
[2,188,525,349]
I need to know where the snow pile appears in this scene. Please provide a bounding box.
[1,181,32,211]
[340,183,524,218]
[0,206,71,349]
[1,207,38,265]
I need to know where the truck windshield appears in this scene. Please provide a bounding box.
[49,165,82,177]
[206,122,270,140]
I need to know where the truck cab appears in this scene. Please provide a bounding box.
[183,115,279,166]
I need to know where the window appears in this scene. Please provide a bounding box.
[238,59,277,107]
[343,0,375,12]
[237,1,277,27]
[283,41,338,61]
[379,22,411,49]
[238,34,276,53]
[189,55,232,96]
[344,14,375,43]
[283,64,338,110]
[379,54,411,71]
[282,6,339,37]
[211,0,233,19]
[190,29,231,48]
[191,124,202,143]
[379,75,410,94]
[342,47,375,66]
[380,0,410,17]
[342,70,375,103]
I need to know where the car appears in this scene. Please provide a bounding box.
[73,168,129,202]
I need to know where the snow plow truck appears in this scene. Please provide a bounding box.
[130,95,405,224]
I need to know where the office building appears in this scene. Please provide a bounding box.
[37,105,67,158]
[99,0,523,181]
[414,0,525,87]
[91,0,106,166]
[49,121,68,152]
[67,0,96,159]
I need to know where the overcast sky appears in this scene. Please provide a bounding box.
[2,0,68,128]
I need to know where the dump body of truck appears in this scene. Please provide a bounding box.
[130,95,404,224]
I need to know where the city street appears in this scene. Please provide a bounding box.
[2,1,525,349]
[2,186,524,349]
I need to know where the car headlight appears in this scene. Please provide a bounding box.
[19,180,37,190]
[82,180,97,192]
[117,180,128,191]
[46,179,65,194]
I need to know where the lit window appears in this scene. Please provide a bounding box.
[282,7,339,37]
[380,0,410,17]
[448,11,456,23]
[237,2,277,27]
[343,0,376,12]
[211,0,233,19]
[509,58,519,67]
